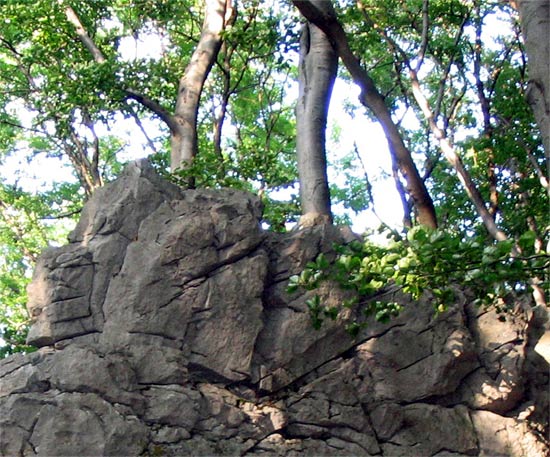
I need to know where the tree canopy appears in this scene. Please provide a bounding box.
[1,0,548,355]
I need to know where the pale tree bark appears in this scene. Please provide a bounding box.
[408,66,508,242]
[401,1,547,305]
[513,0,550,165]
[296,22,338,226]
[292,0,438,229]
[171,0,234,174]
[362,3,508,242]
[63,0,234,178]
[63,3,106,64]
[512,0,550,308]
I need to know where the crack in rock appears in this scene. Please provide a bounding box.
[1,160,547,457]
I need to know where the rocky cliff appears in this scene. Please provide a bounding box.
[1,160,548,456]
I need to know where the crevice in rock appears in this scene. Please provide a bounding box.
[47,309,93,324]
[285,420,332,439]
[48,327,100,346]
[27,419,39,454]
[256,320,409,399]
[358,321,408,345]
[49,332,101,351]
[340,345,357,360]
[50,291,87,303]
[395,351,434,372]
[127,331,179,342]
[187,362,236,384]
[0,358,33,378]
[172,243,265,290]
[3,162,548,456]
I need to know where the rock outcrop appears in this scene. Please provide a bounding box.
[1,159,548,456]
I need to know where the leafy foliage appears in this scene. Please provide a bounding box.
[0,182,80,357]
[288,227,550,335]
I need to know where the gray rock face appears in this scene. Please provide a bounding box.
[1,159,548,456]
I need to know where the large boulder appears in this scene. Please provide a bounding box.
[1,159,548,456]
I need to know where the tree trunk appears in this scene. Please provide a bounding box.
[292,0,438,229]
[513,0,550,197]
[296,22,338,226]
[171,0,233,175]
[66,0,233,177]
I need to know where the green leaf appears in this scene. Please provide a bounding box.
[323,306,339,320]
[518,231,537,252]
[345,322,362,337]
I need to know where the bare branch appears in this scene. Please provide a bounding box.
[62,3,106,63]
[124,88,179,133]
[41,208,82,220]
[124,103,159,154]
[432,15,469,121]
[0,119,45,136]
[416,0,430,71]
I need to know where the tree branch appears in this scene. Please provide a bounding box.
[62,3,106,63]
[293,0,438,229]
[62,2,178,145]
[359,0,506,241]
[81,109,102,184]
[0,119,45,136]
[124,88,178,133]
[416,0,430,71]
[124,103,159,154]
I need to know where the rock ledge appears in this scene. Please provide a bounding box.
[1,160,548,456]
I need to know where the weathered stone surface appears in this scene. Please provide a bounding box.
[372,403,478,456]
[355,303,479,403]
[1,159,548,456]
[472,409,549,457]
[447,303,529,414]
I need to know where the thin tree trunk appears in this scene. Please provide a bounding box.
[171,0,233,175]
[362,2,507,241]
[296,22,338,226]
[64,0,233,179]
[292,0,438,229]
[63,3,106,64]
[513,0,550,165]
[408,68,508,241]
[212,43,232,162]
[473,4,498,218]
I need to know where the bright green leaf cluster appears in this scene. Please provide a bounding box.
[288,227,549,334]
